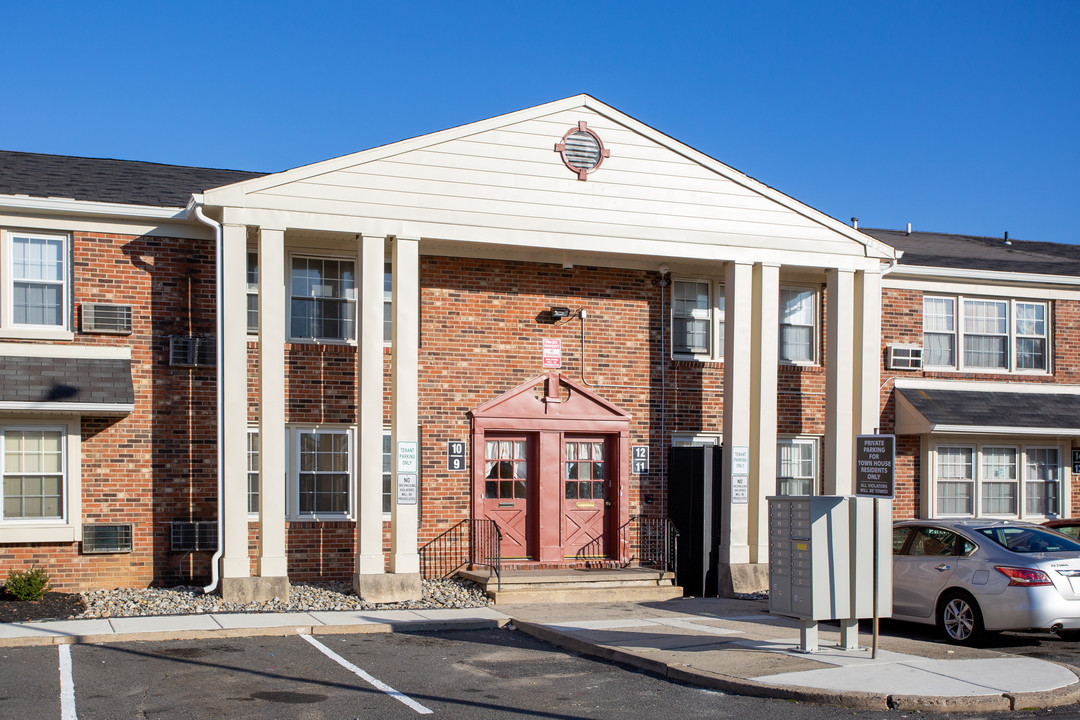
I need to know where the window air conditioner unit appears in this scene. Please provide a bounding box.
[169,336,217,367]
[170,521,218,552]
[887,344,923,370]
[81,303,132,335]
[81,523,133,554]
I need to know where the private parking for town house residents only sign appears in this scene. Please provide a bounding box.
[855,434,895,498]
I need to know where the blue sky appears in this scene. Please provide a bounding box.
[5,1,1079,243]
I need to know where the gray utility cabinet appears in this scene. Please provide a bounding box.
[768,495,892,621]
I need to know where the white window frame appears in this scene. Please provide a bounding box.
[290,426,354,520]
[671,278,724,360]
[776,436,818,496]
[246,249,259,335]
[0,230,73,340]
[922,294,1050,374]
[247,427,260,516]
[383,262,393,344]
[778,286,818,365]
[0,417,81,544]
[930,441,1064,520]
[288,253,358,344]
[382,429,393,518]
[671,433,721,447]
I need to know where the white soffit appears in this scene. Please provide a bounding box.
[202,95,895,263]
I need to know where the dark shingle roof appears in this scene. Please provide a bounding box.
[0,356,133,409]
[898,387,1080,430]
[0,150,266,208]
[863,228,1080,277]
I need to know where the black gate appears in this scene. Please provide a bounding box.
[668,445,721,597]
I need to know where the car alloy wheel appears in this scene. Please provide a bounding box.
[939,591,982,644]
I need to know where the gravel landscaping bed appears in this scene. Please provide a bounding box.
[1,578,492,623]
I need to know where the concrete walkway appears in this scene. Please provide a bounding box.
[2,596,1078,713]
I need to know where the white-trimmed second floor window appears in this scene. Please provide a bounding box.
[247,251,259,334]
[779,287,816,363]
[2,427,65,522]
[672,279,724,358]
[7,232,69,330]
[935,443,1059,518]
[923,295,1049,372]
[777,437,816,496]
[290,256,356,342]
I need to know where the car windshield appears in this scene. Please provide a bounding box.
[975,526,1080,553]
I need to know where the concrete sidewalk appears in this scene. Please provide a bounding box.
[2,596,1078,713]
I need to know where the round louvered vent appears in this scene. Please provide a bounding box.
[555,122,610,180]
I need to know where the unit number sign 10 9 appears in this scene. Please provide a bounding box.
[447,441,466,471]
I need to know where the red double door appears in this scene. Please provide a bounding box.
[481,433,613,561]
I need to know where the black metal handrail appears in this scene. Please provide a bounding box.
[623,515,679,575]
[419,518,502,590]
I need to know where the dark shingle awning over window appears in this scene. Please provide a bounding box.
[0,356,133,415]
[895,387,1080,436]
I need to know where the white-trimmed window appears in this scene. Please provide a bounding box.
[777,437,817,496]
[247,429,259,515]
[3,427,64,520]
[936,446,974,515]
[923,295,1049,373]
[779,287,816,363]
[383,263,393,343]
[671,434,721,447]
[382,430,392,515]
[290,256,357,342]
[672,279,724,359]
[0,420,79,543]
[1,231,71,337]
[247,251,259,334]
[934,443,1061,519]
[293,428,352,517]
[981,446,1018,515]
[1025,447,1060,516]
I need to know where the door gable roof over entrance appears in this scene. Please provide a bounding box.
[470,373,630,423]
[202,95,895,266]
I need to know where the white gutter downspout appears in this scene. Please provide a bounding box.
[188,196,225,594]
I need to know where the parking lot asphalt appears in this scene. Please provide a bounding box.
[2,596,1078,713]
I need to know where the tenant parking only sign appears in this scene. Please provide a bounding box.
[856,434,895,498]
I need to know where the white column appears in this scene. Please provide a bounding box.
[825,269,855,494]
[389,237,421,587]
[355,235,386,581]
[722,262,753,584]
[854,270,882,436]
[257,227,288,579]
[221,223,251,580]
[749,263,779,564]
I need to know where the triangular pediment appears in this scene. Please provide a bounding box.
[470,373,630,422]
[202,95,895,266]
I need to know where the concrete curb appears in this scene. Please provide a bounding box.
[510,620,1080,713]
[0,617,509,648]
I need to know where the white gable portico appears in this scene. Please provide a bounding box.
[198,95,897,602]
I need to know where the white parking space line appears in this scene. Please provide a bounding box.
[299,634,433,714]
[59,644,77,720]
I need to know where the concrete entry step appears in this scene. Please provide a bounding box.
[458,568,683,605]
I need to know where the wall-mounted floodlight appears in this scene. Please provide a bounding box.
[550,306,571,320]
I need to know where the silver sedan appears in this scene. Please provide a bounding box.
[893,519,1080,644]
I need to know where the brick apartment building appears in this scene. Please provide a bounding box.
[0,95,1076,600]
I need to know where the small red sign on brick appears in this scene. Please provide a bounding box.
[542,338,562,369]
